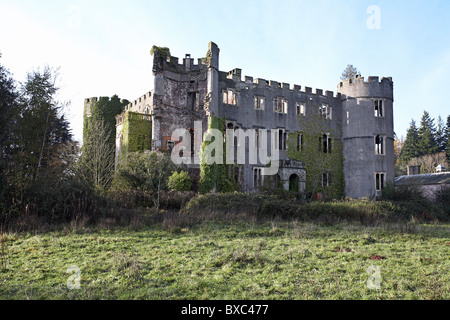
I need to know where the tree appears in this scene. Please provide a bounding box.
[417,111,438,157]
[78,119,116,191]
[408,152,448,174]
[11,66,73,200]
[444,115,450,160]
[340,65,360,81]
[435,115,446,152]
[113,152,175,209]
[399,120,420,164]
[168,170,192,191]
[0,53,19,204]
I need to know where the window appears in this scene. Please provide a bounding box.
[346,111,350,125]
[375,135,384,155]
[253,167,263,187]
[374,100,383,117]
[273,97,288,114]
[223,90,237,105]
[167,140,175,153]
[296,133,303,151]
[277,129,287,150]
[319,134,332,153]
[188,92,197,111]
[375,172,386,191]
[255,129,263,149]
[319,104,332,120]
[254,96,265,110]
[322,173,330,187]
[296,103,306,116]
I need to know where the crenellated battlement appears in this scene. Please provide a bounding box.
[154,50,208,74]
[337,74,393,100]
[222,69,341,99]
[124,91,152,114]
[338,74,393,88]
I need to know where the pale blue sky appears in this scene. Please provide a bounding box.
[1,0,450,143]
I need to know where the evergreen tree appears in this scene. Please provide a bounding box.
[10,67,73,200]
[417,111,438,157]
[340,65,360,81]
[0,53,19,203]
[399,120,420,163]
[434,115,446,152]
[446,115,450,160]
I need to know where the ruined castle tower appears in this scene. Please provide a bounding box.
[338,75,395,198]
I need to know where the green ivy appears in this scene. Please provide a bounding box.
[198,116,241,194]
[287,111,345,199]
[119,111,152,162]
[83,95,128,149]
[150,46,171,60]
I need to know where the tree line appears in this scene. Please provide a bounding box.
[397,111,450,174]
[0,55,194,228]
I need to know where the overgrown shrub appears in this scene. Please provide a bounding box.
[182,192,449,224]
[381,181,428,203]
[168,171,192,192]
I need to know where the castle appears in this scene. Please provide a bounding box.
[84,42,395,199]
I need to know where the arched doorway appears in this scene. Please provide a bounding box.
[289,174,299,193]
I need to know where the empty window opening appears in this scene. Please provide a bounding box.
[297,133,303,151]
[255,129,260,148]
[167,140,175,153]
[277,129,287,151]
[375,172,385,191]
[319,134,332,153]
[374,100,384,117]
[188,92,197,111]
[254,96,265,110]
[223,90,237,105]
[254,168,263,187]
[279,129,283,150]
[190,129,195,156]
[375,135,384,155]
[273,97,288,114]
[296,103,306,116]
[319,104,332,120]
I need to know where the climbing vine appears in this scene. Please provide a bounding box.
[83,95,128,148]
[119,111,152,162]
[198,116,241,194]
[287,110,345,199]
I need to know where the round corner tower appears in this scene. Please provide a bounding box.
[337,75,394,199]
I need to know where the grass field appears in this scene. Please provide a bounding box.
[1,218,448,300]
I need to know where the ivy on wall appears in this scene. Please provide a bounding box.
[198,116,241,194]
[83,95,128,148]
[119,111,152,162]
[287,110,345,199]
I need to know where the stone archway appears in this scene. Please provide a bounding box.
[289,174,299,192]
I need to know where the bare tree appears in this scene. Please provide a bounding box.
[408,152,448,174]
[78,119,115,190]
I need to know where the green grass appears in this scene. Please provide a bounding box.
[0,220,448,300]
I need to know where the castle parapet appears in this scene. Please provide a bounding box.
[124,91,152,113]
[337,75,393,100]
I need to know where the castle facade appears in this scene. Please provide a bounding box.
[84,42,395,199]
